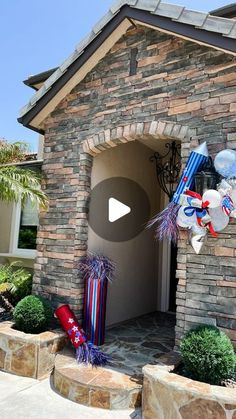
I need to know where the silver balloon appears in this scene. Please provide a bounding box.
[231,188,236,206]
[208,207,229,232]
[214,149,236,178]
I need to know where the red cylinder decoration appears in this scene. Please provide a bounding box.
[55,304,109,367]
[55,305,86,349]
[83,276,108,346]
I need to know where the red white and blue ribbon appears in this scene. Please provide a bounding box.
[181,190,218,238]
[222,195,234,216]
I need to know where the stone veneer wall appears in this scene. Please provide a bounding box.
[35,25,236,345]
[142,355,236,419]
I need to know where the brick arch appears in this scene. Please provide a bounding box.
[82,120,197,156]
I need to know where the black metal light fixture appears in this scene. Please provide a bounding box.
[194,157,219,196]
[150,141,181,200]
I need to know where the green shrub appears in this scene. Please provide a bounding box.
[13,295,53,334]
[0,264,32,304]
[0,264,13,283]
[180,325,236,385]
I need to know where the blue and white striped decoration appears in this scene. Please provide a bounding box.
[172,142,208,204]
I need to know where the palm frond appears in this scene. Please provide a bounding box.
[0,166,48,209]
[0,140,29,164]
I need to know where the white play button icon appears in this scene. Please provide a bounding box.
[89,177,150,241]
[108,198,131,223]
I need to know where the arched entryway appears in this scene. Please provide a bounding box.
[88,140,161,326]
[83,120,194,328]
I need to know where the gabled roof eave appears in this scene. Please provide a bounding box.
[18,3,236,133]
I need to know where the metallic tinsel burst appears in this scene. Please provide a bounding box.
[148,201,180,244]
[76,342,109,367]
[78,253,115,283]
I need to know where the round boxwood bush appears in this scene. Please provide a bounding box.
[13,295,53,334]
[180,325,236,385]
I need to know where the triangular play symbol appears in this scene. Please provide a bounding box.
[108,198,131,223]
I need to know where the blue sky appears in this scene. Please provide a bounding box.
[0,0,229,151]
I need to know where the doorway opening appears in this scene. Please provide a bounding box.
[88,139,179,328]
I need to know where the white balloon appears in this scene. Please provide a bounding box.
[230,209,236,219]
[214,149,236,177]
[208,207,229,232]
[177,207,197,228]
[202,190,222,208]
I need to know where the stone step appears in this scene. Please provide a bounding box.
[53,349,143,410]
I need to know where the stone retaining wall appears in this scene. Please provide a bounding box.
[0,321,67,379]
[35,25,236,343]
[142,355,236,419]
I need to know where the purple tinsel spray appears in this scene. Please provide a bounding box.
[148,201,181,243]
[76,342,109,367]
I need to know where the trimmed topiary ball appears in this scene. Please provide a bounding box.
[13,295,53,334]
[180,325,236,385]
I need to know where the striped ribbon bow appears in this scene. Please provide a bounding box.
[184,190,218,238]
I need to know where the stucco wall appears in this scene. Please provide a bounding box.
[35,25,236,345]
[0,201,13,253]
[88,141,160,326]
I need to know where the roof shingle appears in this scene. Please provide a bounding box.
[19,0,236,121]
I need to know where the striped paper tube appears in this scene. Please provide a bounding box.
[83,276,108,346]
[172,142,209,204]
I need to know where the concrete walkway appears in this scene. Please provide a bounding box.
[0,371,141,419]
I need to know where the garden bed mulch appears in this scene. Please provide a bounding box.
[0,308,12,322]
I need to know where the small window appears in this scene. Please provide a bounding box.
[9,198,39,257]
[17,199,39,250]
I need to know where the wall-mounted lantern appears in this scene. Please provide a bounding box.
[194,157,219,196]
[150,141,181,201]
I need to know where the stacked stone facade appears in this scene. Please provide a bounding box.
[35,25,236,345]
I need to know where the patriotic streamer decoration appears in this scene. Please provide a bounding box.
[222,195,234,216]
[55,304,109,367]
[149,145,236,254]
[79,254,115,346]
[149,142,209,243]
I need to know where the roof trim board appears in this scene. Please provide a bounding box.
[130,7,236,52]
[18,3,236,132]
[211,3,236,18]
[19,17,132,130]
[24,68,57,91]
